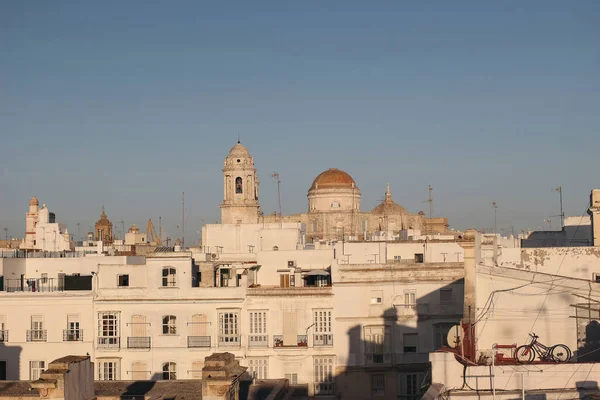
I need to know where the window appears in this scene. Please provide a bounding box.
[162,267,176,287]
[362,220,367,232]
[314,309,333,346]
[0,315,5,342]
[399,373,427,400]
[218,311,240,345]
[415,253,424,263]
[249,311,267,347]
[235,177,243,194]
[394,255,402,262]
[118,274,129,287]
[248,358,268,379]
[280,274,291,288]
[131,361,148,380]
[66,315,81,341]
[314,357,335,395]
[434,323,456,350]
[41,273,48,284]
[440,288,452,303]
[30,315,45,341]
[365,326,391,364]
[98,312,120,347]
[98,359,120,380]
[404,290,416,310]
[29,361,45,380]
[312,220,318,232]
[372,374,385,396]
[370,290,383,305]
[285,373,298,385]
[162,362,176,380]
[331,201,340,208]
[162,315,177,335]
[403,333,418,353]
[0,361,6,380]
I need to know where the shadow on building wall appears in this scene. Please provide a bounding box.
[120,380,156,400]
[577,320,600,363]
[334,281,463,399]
[576,380,598,400]
[0,341,21,380]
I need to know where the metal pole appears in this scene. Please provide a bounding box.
[492,202,498,234]
[182,192,185,248]
[559,186,564,229]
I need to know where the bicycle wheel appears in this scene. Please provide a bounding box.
[550,344,571,362]
[516,345,535,363]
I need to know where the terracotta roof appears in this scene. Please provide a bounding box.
[310,168,357,190]
[95,381,202,399]
[0,382,39,397]
[371,200,407,215]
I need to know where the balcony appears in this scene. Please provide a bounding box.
[26,329,47,342]
[63,329,83,341]
[98,336,120,349]
[365,353,392,366]
[314,382,335,396]
[218,334,240,347]
[188,336,211,348]
[248,335,268,348]
[313,334,333,347]
[127,336,151,349]
[274,335,308,348]
[0,330,7,342]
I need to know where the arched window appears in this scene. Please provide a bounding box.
[311,220,318,232]
[235,177,243,194]
[162,362,176,380]
[162,267,176,287]
[362,220,368,232]
[162,315,177,335]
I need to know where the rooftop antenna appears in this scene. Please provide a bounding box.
[182,192,185,248]
[237,133,240,144]
[272,173,282,218]
[552,186,564,229]
[159,216,162,244]
[120,220,125,240]
[491,201,498,234]
[423,185,433,234]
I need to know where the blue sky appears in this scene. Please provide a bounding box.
[1,1,599,243]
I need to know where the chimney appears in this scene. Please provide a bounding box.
[588,189,600,247]
[202,352,249,400]
[30,355,94,400]
[458,229,478,324]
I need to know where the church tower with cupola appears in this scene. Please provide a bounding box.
[220,141,260,224]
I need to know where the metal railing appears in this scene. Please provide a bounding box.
[127,336,151,349]
[188,336,211,348]
[365,353,392,365]
[248,335,268,348]
[218,334,240,346]
[0,250,96,259]
[98,336,120,348]
[274,335,308,347]
[4,278,61,293]
[0,330,7,342]
[314,382,335,396]
[313,334,333,346]
[63,329,83,341]
[26,329,47,342]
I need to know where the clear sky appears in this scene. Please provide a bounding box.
[1,1,599,244]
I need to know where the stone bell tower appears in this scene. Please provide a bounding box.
[220,141,260,224]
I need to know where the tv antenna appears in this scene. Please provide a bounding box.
[551,186,564,229]
[491,201,498,234]
[272,173,282,217]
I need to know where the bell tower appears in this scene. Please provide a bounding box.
[220,141,260,224]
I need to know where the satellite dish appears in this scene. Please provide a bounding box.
[447,325,464,349]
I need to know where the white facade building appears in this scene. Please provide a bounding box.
[20,197,72,252]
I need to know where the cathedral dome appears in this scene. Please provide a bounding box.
[29,196,39,206]
[227,141,251,159]
[310,168,358,190]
